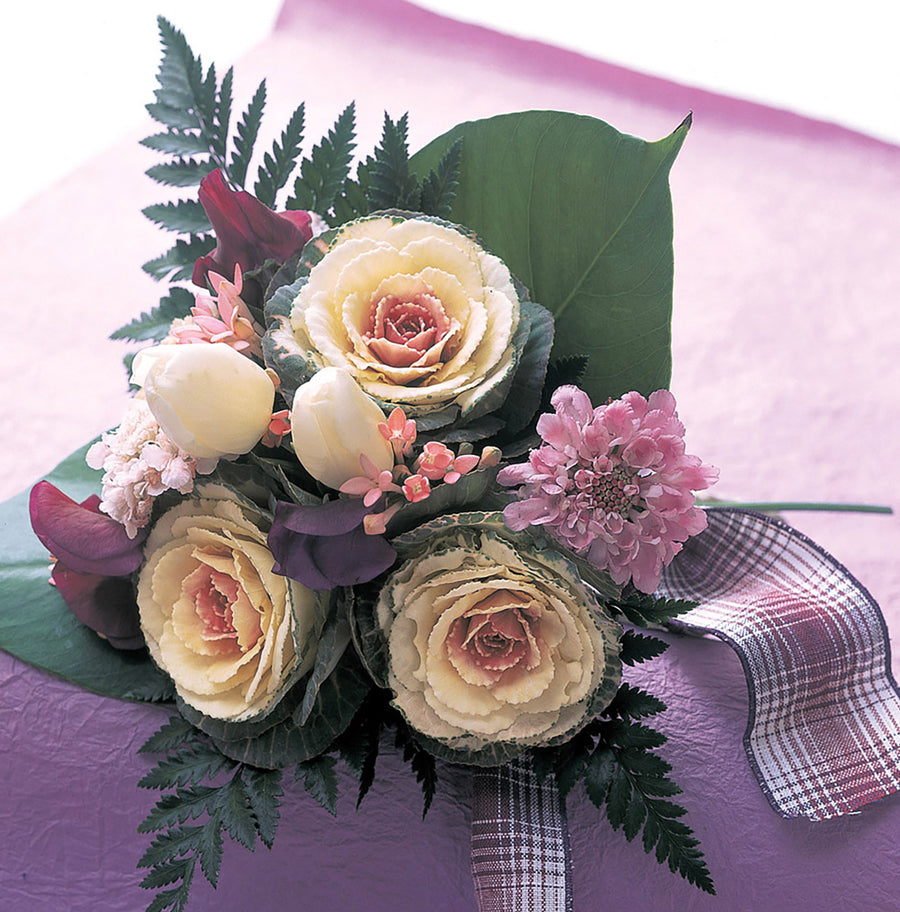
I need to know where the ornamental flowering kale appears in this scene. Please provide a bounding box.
[498,386,718,593]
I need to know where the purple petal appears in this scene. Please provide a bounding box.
[272,498,371,536]
[51,564,144,650]
[30,481,147,576]
[268,499,396,590]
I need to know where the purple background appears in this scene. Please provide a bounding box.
[1,0,899,909]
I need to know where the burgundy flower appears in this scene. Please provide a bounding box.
[192,169,315,288]
[268,498,397,591]
[29,481,145,649]
[499,387,718,593]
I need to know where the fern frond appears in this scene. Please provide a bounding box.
[230,80,266,188]
[254,103,305,207]
[288,101,356,215]
[366,112,420,210]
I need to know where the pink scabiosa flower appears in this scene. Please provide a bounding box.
[498,386,718,593]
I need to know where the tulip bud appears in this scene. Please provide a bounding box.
[132,343,275,459]
[291,368,394,490]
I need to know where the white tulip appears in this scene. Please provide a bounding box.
[291,368,394,490]
[132,343,275,459]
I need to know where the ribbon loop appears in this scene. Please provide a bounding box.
[660,508,900,820]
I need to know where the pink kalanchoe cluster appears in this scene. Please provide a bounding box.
[168,264,264,358]
[378,407,417,460]
[414,441,480,483]
[340,406,496,533]
[498,386,718,593]
[261,410,292,448]
[86,398,217,538]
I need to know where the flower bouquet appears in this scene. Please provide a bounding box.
[7,16,899,912]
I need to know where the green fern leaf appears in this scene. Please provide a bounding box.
[197,812,224,887]
[146,103,199,132]
[254,103,305,208]
[138,826,204,869]
[139,858,193,890]
[142,235,215,282]
[394,723,438,816]
[623,788,648,841]
[146,159,215,188]
[140,716,201,756]
[610,587,698,628]
[418,138,461,218]
[144,882,193,912]
[191,62,218,143]
[366,113,420,210]
[584,745,616,806]
[604,683,667,720]
[331,176,370,223]
[610,721,668,752]
[142,199,210,234]
[139,786,221,833]
[147,19,204,142]
[214,67,233,161]
[110,287,195,342]
[619,631,670,667]
[217,774,257,851]
[230,80,266,188]
[141,133,210,157]
[288,102,356,214]
[138,745,233,791]
[295,755,339,816]
[586,712,716,894]
[244,767,283,849]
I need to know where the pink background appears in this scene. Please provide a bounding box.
[1,0,898,909]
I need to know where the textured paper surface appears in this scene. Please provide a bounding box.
[1,0,898,909]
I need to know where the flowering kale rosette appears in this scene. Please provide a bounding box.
[370,519,623,765]
[21,20,721,906]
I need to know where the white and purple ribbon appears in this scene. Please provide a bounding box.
[471,507,900,908]
[471,757,572,912]
[659,507,900,820]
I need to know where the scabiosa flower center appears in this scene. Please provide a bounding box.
[574,457,640,517]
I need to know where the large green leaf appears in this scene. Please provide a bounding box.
[410,110,690,404]
[0,443,174,701]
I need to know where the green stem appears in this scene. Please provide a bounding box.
[698,500,893,515]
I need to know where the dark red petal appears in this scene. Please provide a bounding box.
[51,564,144,650]
[29,481,146,576]
[193,169,314,287]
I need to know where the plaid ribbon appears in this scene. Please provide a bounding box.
[659,507,900,820]
[471,757,572,912]
[470,507,900,908]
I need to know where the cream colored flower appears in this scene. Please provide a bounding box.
[137,485,320,722]
[377,526,622,756]
[290,367,393,490]
[290,215,521,420]
[132,342,275,459]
